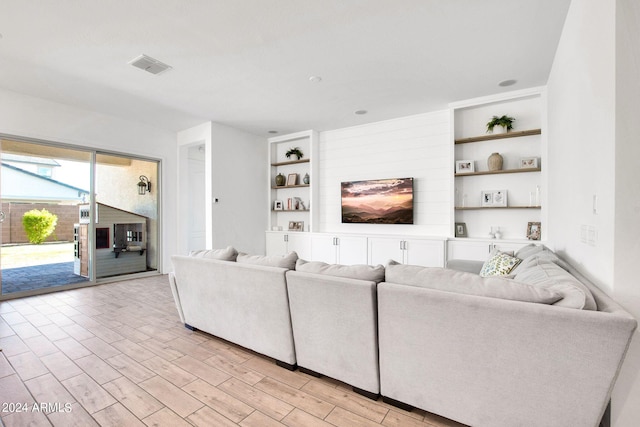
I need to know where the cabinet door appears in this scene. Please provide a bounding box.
[404,239,445,267]
[310,234,338,263]
[447,240,492,262]
[336,235,368,265]
[368,237,403,266]
[266,232,288,256]
[286,233,312,260]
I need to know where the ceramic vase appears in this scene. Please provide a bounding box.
[275,173,286,186]
[488,152,503,171]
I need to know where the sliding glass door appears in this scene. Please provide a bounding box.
[0,136,160,298]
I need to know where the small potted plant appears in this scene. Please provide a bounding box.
[486,115,515,134]
[285,147,303,160]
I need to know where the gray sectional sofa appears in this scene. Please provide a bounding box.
[169,244,637,427]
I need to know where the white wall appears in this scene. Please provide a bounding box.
[547,0,640,424]
[177,122,267,255]
[317,111,450,236]
[0,87,177,272]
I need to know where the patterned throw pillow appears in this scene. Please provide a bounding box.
[480,251,522,277]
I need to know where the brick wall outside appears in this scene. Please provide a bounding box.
[1,202,78,244]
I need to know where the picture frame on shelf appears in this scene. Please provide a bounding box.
[527,222,541,240]
[455,222,467,237]
[273,200,283,211]
[287,173,298,186]
[481,190,508,207]
[455,160,475,174]
[288,221,304,232]
[520,157,539,168]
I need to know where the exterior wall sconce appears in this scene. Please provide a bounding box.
[137,175,151,195]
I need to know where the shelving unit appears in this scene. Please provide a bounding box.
[267,130,318,233]
[451,88,545,240]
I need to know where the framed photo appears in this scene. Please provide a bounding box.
[482,190,508,207]
[527,222,541,240]
[273,200,283,210]
[520,157,539,169]
[455,160,475,174]
[455,222,467,237]
[287,173,298,186]
[288,221,304,232]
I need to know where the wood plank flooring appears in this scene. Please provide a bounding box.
[0,275,465,427]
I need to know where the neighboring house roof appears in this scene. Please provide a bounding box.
[1,162,89,203]
[1,153,60,167]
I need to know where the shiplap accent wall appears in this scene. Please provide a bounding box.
[317,111,451,236]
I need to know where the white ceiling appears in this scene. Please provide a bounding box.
[0,0,571,136]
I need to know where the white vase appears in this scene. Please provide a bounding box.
[491,126,507,134]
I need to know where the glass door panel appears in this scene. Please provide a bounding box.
[1,138,92,297]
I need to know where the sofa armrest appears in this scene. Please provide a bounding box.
[446,259,484,274]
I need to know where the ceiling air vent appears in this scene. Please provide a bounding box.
[128,54,172,75]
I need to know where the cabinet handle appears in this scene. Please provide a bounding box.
[284,234,288,243]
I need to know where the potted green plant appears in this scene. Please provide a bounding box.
[285,147,303,160]
[486,115,515,134]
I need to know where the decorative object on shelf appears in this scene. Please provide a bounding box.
[288,221,304,231]
[294,197,306,210]
[303,173,310,184]
[519,157,539,168]
[527,221,541,240]
[494,227,502,239]
[286,173,298,186]
[455,160,475,174]
[285,147,303,160]
[487,152,504,171]
[137,175,151,195]
[486,115,515,134]
[455,222,467,237]
[535,185,541,207]
[273,200,283,210]
[481,190,508,207]
[275,173,286,186]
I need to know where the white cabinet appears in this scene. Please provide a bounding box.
[447,239,535,262]
[310,234,368,265]
[368,237,445,267]
[265,232,312,259]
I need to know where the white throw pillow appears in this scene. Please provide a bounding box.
[189,246,238,261]
[295,259,386,283]
[236,251,298,270]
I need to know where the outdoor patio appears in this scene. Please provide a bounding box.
[1,242,88,294]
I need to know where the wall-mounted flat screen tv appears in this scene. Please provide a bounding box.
[341,177,414,224]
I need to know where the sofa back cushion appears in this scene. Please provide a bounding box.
[295,259,385,283]
[513,257,597,310]
[236,251,298,270]
[385,261,562,305]
[189,246,238,261]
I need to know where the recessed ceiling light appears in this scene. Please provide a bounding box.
[498,79,517,87]
[309,76,322,83]
[268,130,278,134]
[355,110,368,115]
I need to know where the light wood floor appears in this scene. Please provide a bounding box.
[0,275,465,427]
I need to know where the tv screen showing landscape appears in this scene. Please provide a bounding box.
[341,177,414,224]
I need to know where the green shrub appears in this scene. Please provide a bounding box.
[22,209,58,244]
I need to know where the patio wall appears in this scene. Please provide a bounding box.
[1,202,78,244]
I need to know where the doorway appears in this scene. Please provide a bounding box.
[0,136,160,298]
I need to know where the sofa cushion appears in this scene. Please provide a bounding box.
[295,259,385,283]
[385,261,562,304]
[479,249,522,277]
[236,252,298,270]
[513,257,597,310]
[189,246,238,261]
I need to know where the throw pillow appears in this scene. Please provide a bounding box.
[479,250,522,277]
[385,262,562,305]
[189,246,238,261]
[295,259,385,283]
[236,251,298,270]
